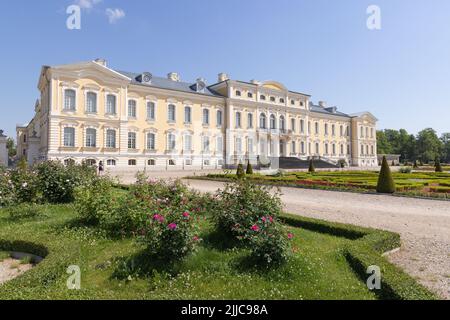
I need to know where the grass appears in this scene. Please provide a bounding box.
[195,171,450,199]
[0,204,436,300]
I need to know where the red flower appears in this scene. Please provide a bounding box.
[183,211,190,218]
[168,223,177,230]
[251,225,260,232]
[288,233,294,240]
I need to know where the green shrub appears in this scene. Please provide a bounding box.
[74,177,118,226]
[246,216,291,265]
[0,168,15,207]
[7,203,44,221]
[8,167,39,203]
[246,161,254,175]
[138,207,200,262]
[308,159,315,173]
[212,180,283,239]
[399,167,412,174]
[36,161,96,204]
[236,162,245,179]
[376,156,396,193]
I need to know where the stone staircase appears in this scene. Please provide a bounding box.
[279,156,340,169]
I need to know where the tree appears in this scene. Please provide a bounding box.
[435,157,443,173]
[6,138,16,158]
[246,161,254,175]
[308,159,315,173]
[236,162,245,179]
[416,128,443,163]
[376,156,395,193]
[376,130,392,154]
[441,133,450,163]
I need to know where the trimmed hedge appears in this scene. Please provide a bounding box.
[280,213,436,300]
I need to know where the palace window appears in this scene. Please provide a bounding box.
[64,158,75,166]
[315,143,319,154]
[146,133,155,150]
[332,144,336,155]
[270,96,276,102]
[260,95,266,101]
[86,92,97,113]
[301,142,305,154]
[64,89,76,110]
[168,104,176,122]
[325,143,329,155]
[279,116,286,131]
[63,127,75,147]
[167,133,176,151]
[148,159,156,166]
[235,137,242,153]
[128,159,137,166]
[85,159,96,166]
[128,100,137,118]
[259,113,267,129]
[85,128,97,148]
[332,124,336,136]
[202,136,210,153]
[270,115,276,129]
[216,136,223,153]
[291,99,295,105]
[361,145,364,155]
[106,129,116,148]
[203,109,210,125]
[235,90,241,96]
[300,119,305,133]
[216,110,223,127]
[247,113,253,128]
[291,118,296,132]
[184,134,192,152]
[247,92,253,98]
[340,144,344,155]
[280,98,285,104]
[315,122,319,134]
[106,94,116,115]
[291,141,296,153]
[324,123,329,135]
[247,137,254,153]
[340,125,343,137]
[235,112,242,128]
[184,106,192,124]
[128,132,137,149]
[147,102,156,120]
[106,159,116,166]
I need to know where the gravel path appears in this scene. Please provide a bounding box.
[0,258,33,285]
[184,179,450,299]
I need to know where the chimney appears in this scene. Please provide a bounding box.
[218,73,229,82]
[318,101,327,108]
[250,79,261,85]
[94,58,107,67]
[167,72,180,82]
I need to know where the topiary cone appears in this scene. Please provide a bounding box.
[308,159,315,173]
[376,156,396,193]
[236,162,245,179]
[246,160,254,175]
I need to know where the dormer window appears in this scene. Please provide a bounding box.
[260,95,266,101]
[290,99,295,105]
[270,96,276,102]
[300,101,304,107]
[235,90,241,97]
[280,98,285,104]
[248,92,253,98]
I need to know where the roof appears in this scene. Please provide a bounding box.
[309,104,350,118]
[114,70,224,98]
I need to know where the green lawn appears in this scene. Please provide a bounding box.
[0,204,435,300]
[198,171,450,199]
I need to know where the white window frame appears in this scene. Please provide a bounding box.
[85,91,98,113]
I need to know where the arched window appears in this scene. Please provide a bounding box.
[216,110,223,127]
[235,90,241,96]
[85,159,97,166]
[184,134,192,152]
[167,133,176,151]
[270,115,276,129]
[128,132,137,149]
[63,127,75,147]
[128,100,137,118]
[184,106,192,124]
[168,104,176,122]
[86,92,97,113]
[85,128,97,148]
[147,102,155,120]
[147,133,155,150]
[64,158,75,166]
[106,94,116,115]
[259,113,267,129]
[106,129,116,148]
[247,113,253,128]
[260,95,266,101]
[106,159,116,166]
[279,116,285,131]
[64,89,76,110]
[203,109,210,125]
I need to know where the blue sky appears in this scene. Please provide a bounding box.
[0,0,449,138]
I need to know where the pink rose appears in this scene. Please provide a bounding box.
[183,211,190,218]
[168,223,177,230]
[262,217,267,222]
[288,233,294,240]
[251,225,260,232]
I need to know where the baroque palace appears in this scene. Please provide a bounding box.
[16,59,378,171]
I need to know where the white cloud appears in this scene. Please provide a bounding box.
[106,8,125,24]
[76,0,102,9]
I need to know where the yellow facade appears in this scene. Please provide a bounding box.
[17,59,378,170]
